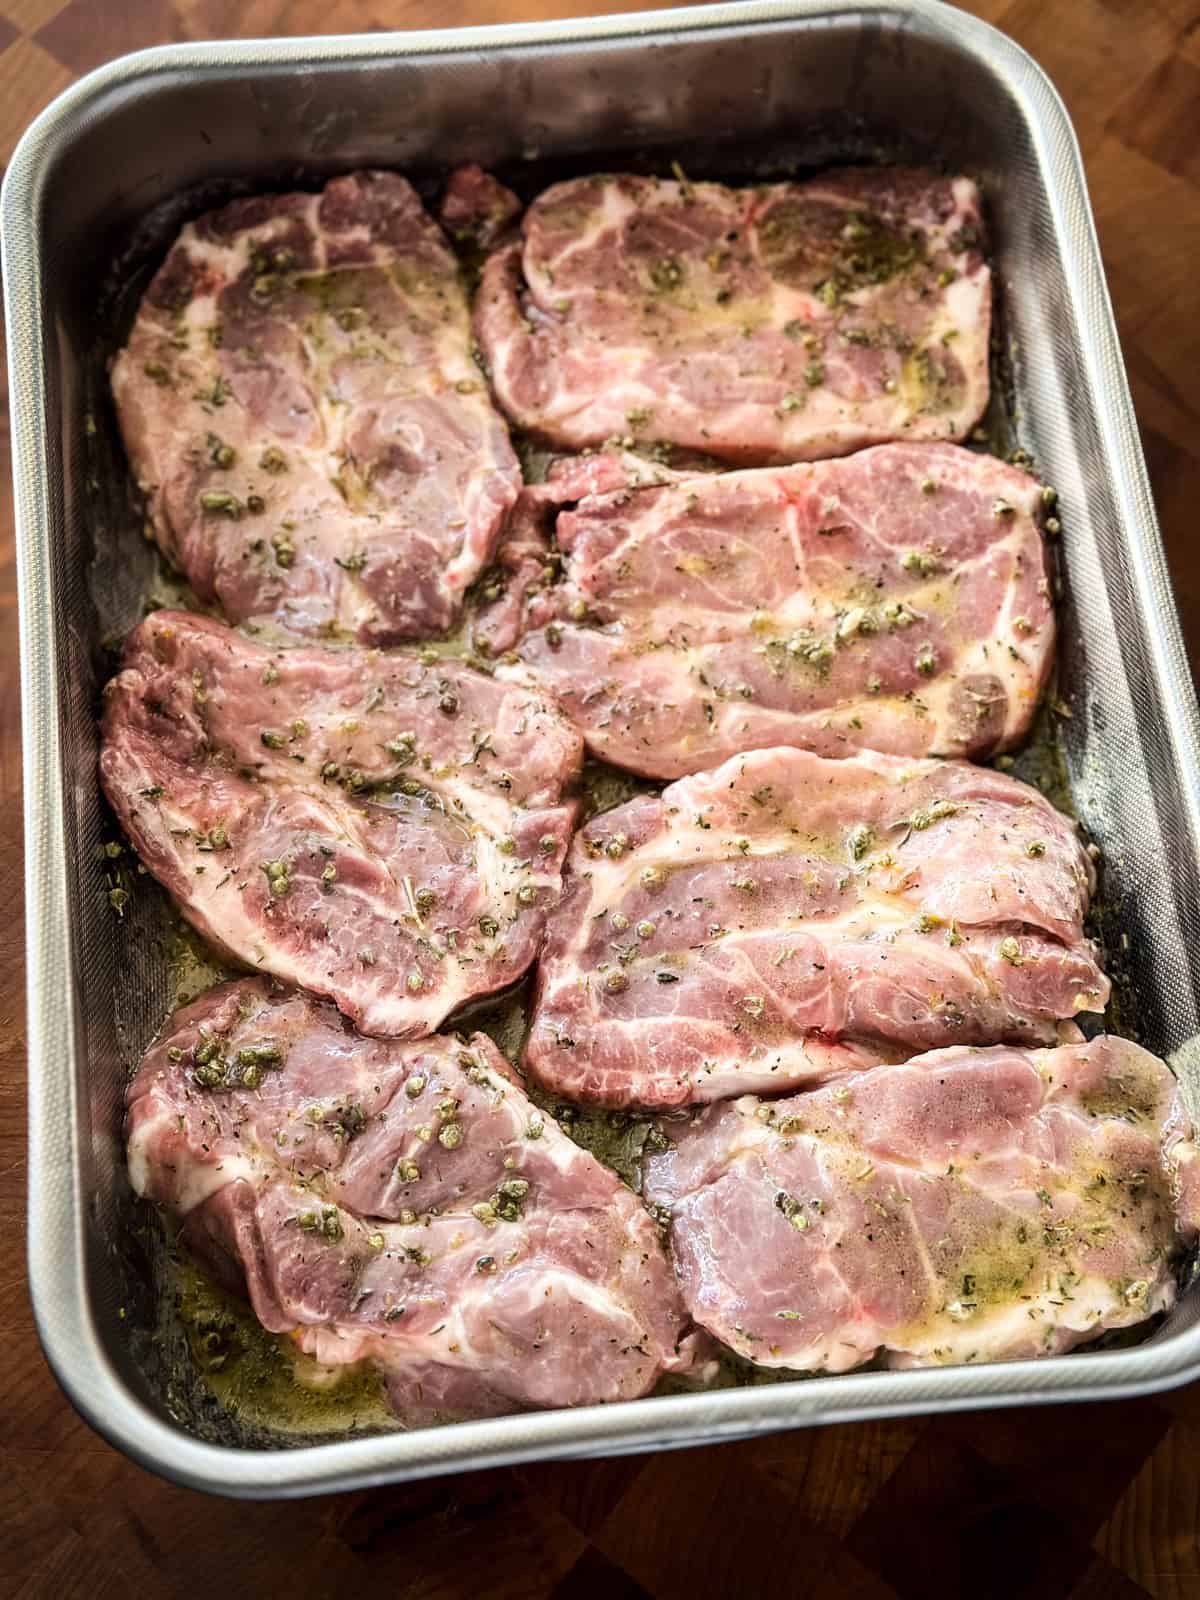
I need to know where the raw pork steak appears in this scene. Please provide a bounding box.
[101,611,581,1036]
[112,171,520,642]
[492,443,1052,777]
[476,168,990,462]
[643,1036,1200,1371]
[526,747,1108,1108]
[128,981,695,1420]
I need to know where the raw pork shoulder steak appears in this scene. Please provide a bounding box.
[490,442,1052,778]
[112,171,520,642]
[643,1037,1200,1371]
[128,981,695,1420]
[476,168,990,462]
[100,611,581,1036]
[526,747,1108,1108]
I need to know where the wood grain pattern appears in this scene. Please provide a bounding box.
[2,1,1199,1593]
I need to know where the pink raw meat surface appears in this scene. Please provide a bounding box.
[476,168,990,462]
[490,442,1052,777]
[526,747,1107,1108]
[101,611,581,1037]
[112,171,520,642]
[643,1036,1200,1372]
[128,980,698,1422]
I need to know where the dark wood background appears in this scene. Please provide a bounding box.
[2,1,1199,1594]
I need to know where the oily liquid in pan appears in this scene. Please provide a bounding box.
[87,148,1160,1448]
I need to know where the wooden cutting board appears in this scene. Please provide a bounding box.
[1,2,1198,1593]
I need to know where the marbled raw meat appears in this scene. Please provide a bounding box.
[643,1036,1200,1371]
[101,611,581,1036]
[526,747,1107,1108]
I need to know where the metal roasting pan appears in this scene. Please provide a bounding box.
[8,0,1200,1499]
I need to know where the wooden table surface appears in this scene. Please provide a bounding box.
[3,1,1200,1594]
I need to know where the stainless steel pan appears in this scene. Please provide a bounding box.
[8,0,1200,1497]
